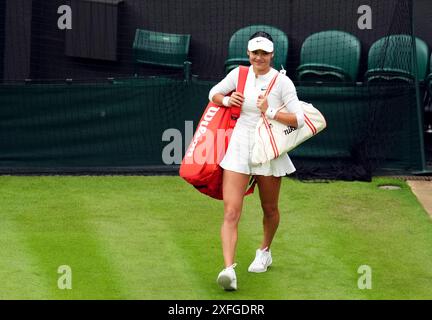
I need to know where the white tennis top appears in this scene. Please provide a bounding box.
[208,65,304,176]
[209,65,304,130]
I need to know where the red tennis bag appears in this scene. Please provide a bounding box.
[179,66,256,200]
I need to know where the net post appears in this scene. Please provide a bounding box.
[410,0,428,173]
[184,61,192,82]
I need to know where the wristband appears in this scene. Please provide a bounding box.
[265,108,277,120]
[222,96,230,107]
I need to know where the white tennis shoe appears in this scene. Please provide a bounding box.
[248,248,272,273]
[217,263,237,291]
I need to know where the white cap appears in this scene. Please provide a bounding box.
[247,36,274,53]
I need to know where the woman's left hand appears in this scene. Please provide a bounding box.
[257,95,268,113]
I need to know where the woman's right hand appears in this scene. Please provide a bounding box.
[228,92,245,107]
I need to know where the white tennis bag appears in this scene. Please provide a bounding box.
[251,101,327,165]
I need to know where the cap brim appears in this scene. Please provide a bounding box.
[247,44,273,52]
[247,37,274,53]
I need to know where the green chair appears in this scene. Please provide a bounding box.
[225,25,289,74]
[366,35,429,84]
[133,29,192,80]
[296,30,361,83]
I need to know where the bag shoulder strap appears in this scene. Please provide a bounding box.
[236,66,249,94]
[259,72,281,158]
[230,66,249,123]
[264,73,279,97]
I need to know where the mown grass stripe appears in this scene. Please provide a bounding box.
[0,176,431,299]
[0,177,126,299]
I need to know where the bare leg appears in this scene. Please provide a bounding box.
[221,169,250,267]
[256,175,282,250]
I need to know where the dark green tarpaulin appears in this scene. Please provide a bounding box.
[0,78,424,173]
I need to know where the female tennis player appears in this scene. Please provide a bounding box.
[208,31,305,290]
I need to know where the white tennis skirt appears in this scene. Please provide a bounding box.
[220,123,296,177]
